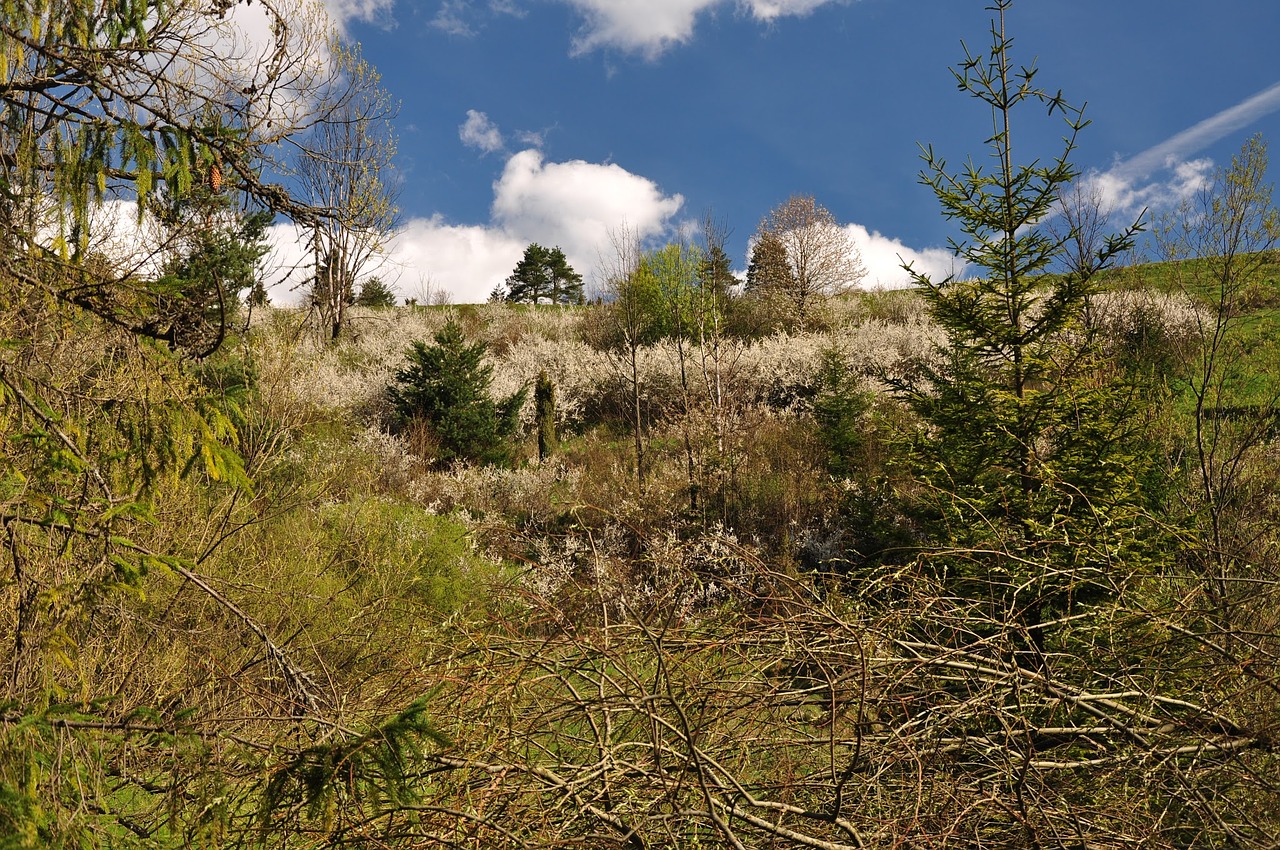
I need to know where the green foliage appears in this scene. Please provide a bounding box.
[0,3,293,265]
[355,277,399,308]
[388,320,527,466]
[7,2,1280,845]
[745,232,794,295]
[317,497,500,612]
[898,0,1154,659]
[595,250,669,353]
[811,349,871,480]
[636,241,707,340]
[502,243,584,305]
[535,370,557,461]
[698,242,738,303]
[1154,137,1280,627]
[151,191,273,356]
[0,5,474,848]
[259,696,450,836]
[311,247,357,323]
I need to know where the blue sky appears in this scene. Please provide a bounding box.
[304,0,1280,302]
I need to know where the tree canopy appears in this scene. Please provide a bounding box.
[752,194,864,324]
[502,243,584,305]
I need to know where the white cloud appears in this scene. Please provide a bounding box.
[266,148,686,304]
[843,224,959,289]
[431,0,526,36]
[426,0,843,55]
[746,0,835,22]
[567,0,714,56]
[1073,79,1280,221]
[431,0,475,35]
[1082,158,1214,222]
[459,109,506,153]
[321,0,396,31]
[387,218,527,303]
[491,149,684,255]
[1111,80,1280,184]
[565,0,844,57]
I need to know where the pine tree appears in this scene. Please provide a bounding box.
[504,243,584,305]
[388,320,527,466]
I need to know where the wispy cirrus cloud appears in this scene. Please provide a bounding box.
[431,0,525,36]
[1081,79,1280,218]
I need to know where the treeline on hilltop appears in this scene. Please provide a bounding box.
[4,0,1280,848]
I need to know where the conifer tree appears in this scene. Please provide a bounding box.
[698,242,738,303]
[149,183,273,355]
[355,277,399,308]
[745,232,795,295]
[388,320,527,466]
[900,0,1148,664]
[503,243,584,304]
[535,370,557,461]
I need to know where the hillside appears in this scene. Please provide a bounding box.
[9,249,1280,845]
[5,1,1280,844]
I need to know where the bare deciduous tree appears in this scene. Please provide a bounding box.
[1051,177,1119,277]
[755,194,865,325]
[1156,135,1280,630]
[294,40,400,340]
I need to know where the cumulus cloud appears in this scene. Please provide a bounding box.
[460,110,506,153]
[387,218,527,302]
[566,0,715,56]
[564,0,844,57]
[1080,158,1214,222]
[492,149,685,252]
[380,151,683,302]
[844,224,960,289]
[264,147,686,304]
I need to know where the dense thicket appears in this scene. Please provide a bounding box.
[4,0,1280,847]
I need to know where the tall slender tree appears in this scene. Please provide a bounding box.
[899,0,1147,664]
[297,41,400,340]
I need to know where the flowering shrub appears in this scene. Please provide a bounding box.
[1087,287,1208,346]
[254,301,949,421]
[410,458,584,527]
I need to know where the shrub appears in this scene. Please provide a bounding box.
[388,320,527,467]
